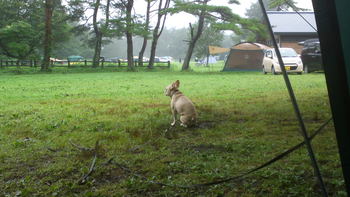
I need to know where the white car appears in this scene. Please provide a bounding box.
[162,56,173,62]
[262,48,303,75]
[158,56,172,62]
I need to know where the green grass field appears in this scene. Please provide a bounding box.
[0,64,346,196]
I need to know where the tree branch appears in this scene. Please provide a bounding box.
[69,140,94,152]
[189,23,194,39]
[77,140,100,184]
[157,0,170,37]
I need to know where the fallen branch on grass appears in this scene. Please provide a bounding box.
[106,118,332,189]
[77,140,99,184]
[102,157,115,166]
[47,147,61,152]
[69,140,94,152]
[128,140,153,152]
[78,153,97,184]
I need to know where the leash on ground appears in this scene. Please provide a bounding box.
[111,117,332,189]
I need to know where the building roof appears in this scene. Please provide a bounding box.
[267,11,317,35]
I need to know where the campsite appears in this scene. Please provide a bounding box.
[0,64,344,196]
[1,0,349,196]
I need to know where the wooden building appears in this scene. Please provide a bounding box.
[267,11,318,54]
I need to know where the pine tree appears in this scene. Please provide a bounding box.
[171,0,266,70]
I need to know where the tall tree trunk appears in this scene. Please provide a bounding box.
[92,0,111,68]
[182,40,196,70]
[148,27,160,68]
[148,0,170,68]
[138,0,151,67]
[182,1,207,70]
[93,33,102,67]
[41,0,53,71]
[126,32,134,70]
[126,0,135,70]
[92,0,101,67]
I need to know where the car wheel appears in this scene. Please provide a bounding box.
[304,65,309,73]
[271,66,277,75]
[262,66,267,74]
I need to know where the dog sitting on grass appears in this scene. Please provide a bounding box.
[164,80,197,127]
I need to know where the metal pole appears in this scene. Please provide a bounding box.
[258,0,328,196]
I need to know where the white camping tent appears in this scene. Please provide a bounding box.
[200,55,217,65]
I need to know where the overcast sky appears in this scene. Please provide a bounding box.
[134,0,314,29]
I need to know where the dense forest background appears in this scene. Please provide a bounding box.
[0,0,302,70]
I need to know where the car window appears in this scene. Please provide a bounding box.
[279,48,298,57]
[265,50,272,57]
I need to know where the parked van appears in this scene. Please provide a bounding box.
[300,39,323,73]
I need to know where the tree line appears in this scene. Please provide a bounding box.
[0,0,301,71]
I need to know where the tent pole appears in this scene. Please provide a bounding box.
[258,0,328,196]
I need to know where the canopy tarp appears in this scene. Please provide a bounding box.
[208,46,230,55]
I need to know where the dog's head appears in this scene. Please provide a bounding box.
[164,80,180,96]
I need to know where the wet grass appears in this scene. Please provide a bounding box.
[0,68,346,196]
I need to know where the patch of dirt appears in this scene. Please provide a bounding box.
[94,167,128,185]
[196,121,216,129]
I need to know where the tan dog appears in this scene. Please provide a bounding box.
[164,80,197,127]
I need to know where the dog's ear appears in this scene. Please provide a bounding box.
[174,80,180,88]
